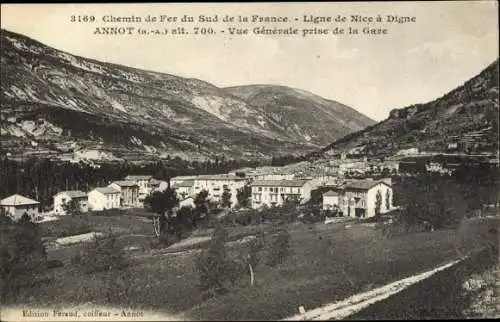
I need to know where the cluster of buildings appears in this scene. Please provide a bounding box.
[322,179,394,218]
[1,162,397,221]
[0,175,166,220]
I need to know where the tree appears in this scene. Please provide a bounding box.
[247,230,265,287]
[221,189,232,209]
[1,213,47,302]
[266,226,291,267]
[71,230,128,273]
[144,189,179,238]
[196,225,233,298]
[0,208,13,226]
[62,199,81,216]
[236,185,251,208]
[172,206,195,238]
[385,190,391,211]
[375,189,383,216]
[193,190,209,227]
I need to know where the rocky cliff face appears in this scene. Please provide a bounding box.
[0,29,374,162]
[318,59,499,158]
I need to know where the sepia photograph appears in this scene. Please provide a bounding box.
[0,2,498,321]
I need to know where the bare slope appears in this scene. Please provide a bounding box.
[0,29,373,161]
[318,60,499,158]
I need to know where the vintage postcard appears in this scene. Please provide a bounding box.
[0,2,498,321]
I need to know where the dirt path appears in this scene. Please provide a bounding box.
[283,258,464,321]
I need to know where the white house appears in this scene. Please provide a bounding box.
[396,148,419,156]
[170,175,198,186]
[1,194,40,221]
[253,173,295,181]
[322,190,339,210]
[326,179,394,218]
[250,179,312,209]
[172,179,195,200]
[150,178,169,193]
[53,190,88,215]
[178,196,195,208]
[88,187,121,211]
[195,174,247,206]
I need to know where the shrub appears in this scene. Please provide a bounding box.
[41,215,92,238]
[196,225,237,299]
[266,226,291,267]
[71,231,128,273]
[1,213,47,302]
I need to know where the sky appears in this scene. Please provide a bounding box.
[1,2,498,121]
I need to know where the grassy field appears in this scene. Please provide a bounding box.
[10,213,499,320]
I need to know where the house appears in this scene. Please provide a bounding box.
[0,194,40,221]
[322,190,339,210]
[253,173,295,181]
[88,187,121,211]
[124,175,154,206]
[328,179,394,218]
[170,175,198,186]
[172,180,195,200]
[396,148,419,156]
[149,179,169,193]
[108,181,139,207]
[53,190,88,215]
[179,196,195,208]
[250,179,312,209]
[170,174,247,207]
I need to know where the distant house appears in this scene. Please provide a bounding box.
[124,175,154,206]
[172,180,195,200]
[179,196,195,208]
[172,174,246,207]
[88,187,120,211]
[170,175,198,187]
[322,190,339,211]
[250,179,312,209]
[396,148,419,156]
[447,142,459,151]
[53,190,88,215]
[149,179,169,193]
[253,173,295,181]
[0,194,40,221]
[330,179,394,218]
[192,175,246,205]
[108,181,139,207]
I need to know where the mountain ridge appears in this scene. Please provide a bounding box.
[0,28,374,162]
[316,59,499,159]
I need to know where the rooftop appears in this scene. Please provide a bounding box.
[111,180,139,187]
[172,180,195,188]
[196,174,245,180]
[323,190,339,197]
[124,175,153,181]
[251,179,309,187]
[55,190,87,198]
[150,178,167,186]
[94,187,120,195]
[1,194,39,206]
[342,179,391,190]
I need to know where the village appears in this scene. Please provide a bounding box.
[1,148,498,321]
[1,147,497,225]
[1,154,400,223]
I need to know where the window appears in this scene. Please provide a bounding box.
[258,187,262,192]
